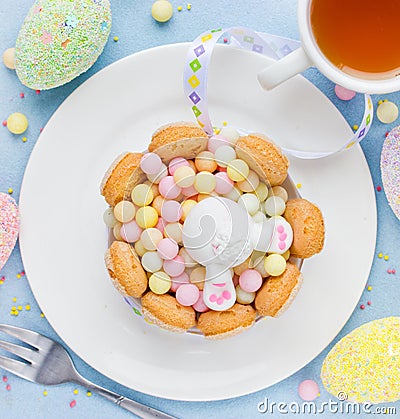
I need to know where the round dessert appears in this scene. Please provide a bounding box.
[100,122,325,338]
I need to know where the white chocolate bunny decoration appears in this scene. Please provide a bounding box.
[182,196,293,311]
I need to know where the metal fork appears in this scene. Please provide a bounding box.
[0,324,177,419]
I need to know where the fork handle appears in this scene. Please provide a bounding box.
[73,376,177,419]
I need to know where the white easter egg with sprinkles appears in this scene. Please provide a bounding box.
[15,0,111,90]
[381,126,400,220]
[321,317,400,404]
[0,193,20,270]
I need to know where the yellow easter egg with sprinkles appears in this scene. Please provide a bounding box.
[321,317,400,404]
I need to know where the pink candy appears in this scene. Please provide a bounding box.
[214,172,234,194]
[163,255,185,277]
[298,380,320,401]
[192,290,209,312]
[239,269,262,293]
[155,217,167,234]
[207,135,230,153]
[157,238,179,260]
[158,176,182,199]
[170,271,190,292]
[140,152,162,175]
[168,157,189,175]
[161,200,182,223]
[181,185,197,197]
[120,221,142,243]
[176,283,200,306]
[334,84,356,101]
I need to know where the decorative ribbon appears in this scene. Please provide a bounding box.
[183,27,373,159]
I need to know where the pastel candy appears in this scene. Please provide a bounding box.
[321,317,400,404]
[0,193,20,270]
[15,0,111,90]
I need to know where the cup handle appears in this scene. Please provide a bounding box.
[257,47,313,90]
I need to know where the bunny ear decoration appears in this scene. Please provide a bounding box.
[0,193,20,271]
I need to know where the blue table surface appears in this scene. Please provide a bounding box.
[1,1,400,418]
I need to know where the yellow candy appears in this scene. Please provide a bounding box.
[134,240,147,257]
[144,180,160,198]
[140,228,163,250]
[149,271,171,294]
[152,195,164,215]
[131,184,154,206]
[3,47,15,69]
[113,222,123,240]
[7,112,28,135]
[264,254,286,276]
[235,285,255,304]
[180,199,197,221]
[135,206,159,229]
[195,151,218,172]
[194,171,216,194]
[227,159,249,182]
[151,0,173,22]
[164,222,183,244]
[173,165,195,188]
[377,100,398,124]
[237,170,259,192]
[113,200,136,223]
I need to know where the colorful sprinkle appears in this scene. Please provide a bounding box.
[87,391,92,397]
[376,185,382,191]
[43,390,48,396]
[378,253,383,258]
[384,255,389,261]
[360,304,365,310]
[70,400,77,408]
[187,3,192,10]
[19,92,25,98]
[296,183,302,189]
[73,389,79,395]
[113,36,119,42]
[6,384,11,391]
[367,286,372,291]
[353,124,359,130]
[177,6,182,11]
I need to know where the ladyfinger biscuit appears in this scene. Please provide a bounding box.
[197,303,256,339]
[141,292,196,333]
[149,122,208,162]
[284,198,325,258]
[255,262,303,317]
[105,241,148,298]
[100,152,146,206]
[235,133,289,186]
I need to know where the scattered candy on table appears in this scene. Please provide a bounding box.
[2,47,16,69]
[6,112,28,134]
[298,379,319,401]
[377,100,399,124]
[334,84,356,101]
[151,0,173,23]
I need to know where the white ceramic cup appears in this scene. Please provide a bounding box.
[258,0,400,94]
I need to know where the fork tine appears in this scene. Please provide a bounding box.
[0,339,37,363]
[0,354,34,382]
[0,324,44,349]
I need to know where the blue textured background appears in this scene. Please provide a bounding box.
[1,1,400,418]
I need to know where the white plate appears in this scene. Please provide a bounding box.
[19,44,376,401]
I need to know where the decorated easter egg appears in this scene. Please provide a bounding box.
[0,193,20,270]
[15,0,112,90]
[321,317,400,404]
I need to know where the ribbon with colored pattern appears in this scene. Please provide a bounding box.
[183,27,373,159]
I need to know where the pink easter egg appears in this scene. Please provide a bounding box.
[161,200,182,223]
[192,290,209,312]
[176,283,200,306]
[239,269,262,293]
[140,152,162,175]
[214,171,234,194]
[170,271,190,292]
[163,255,185,277]
[207,135,230,153]
[168,157,190,175]
[298,379,319,401]
[120,221,142,243]
[0,193,19,270]
[157,238,179,260]
[158,176,182,199]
